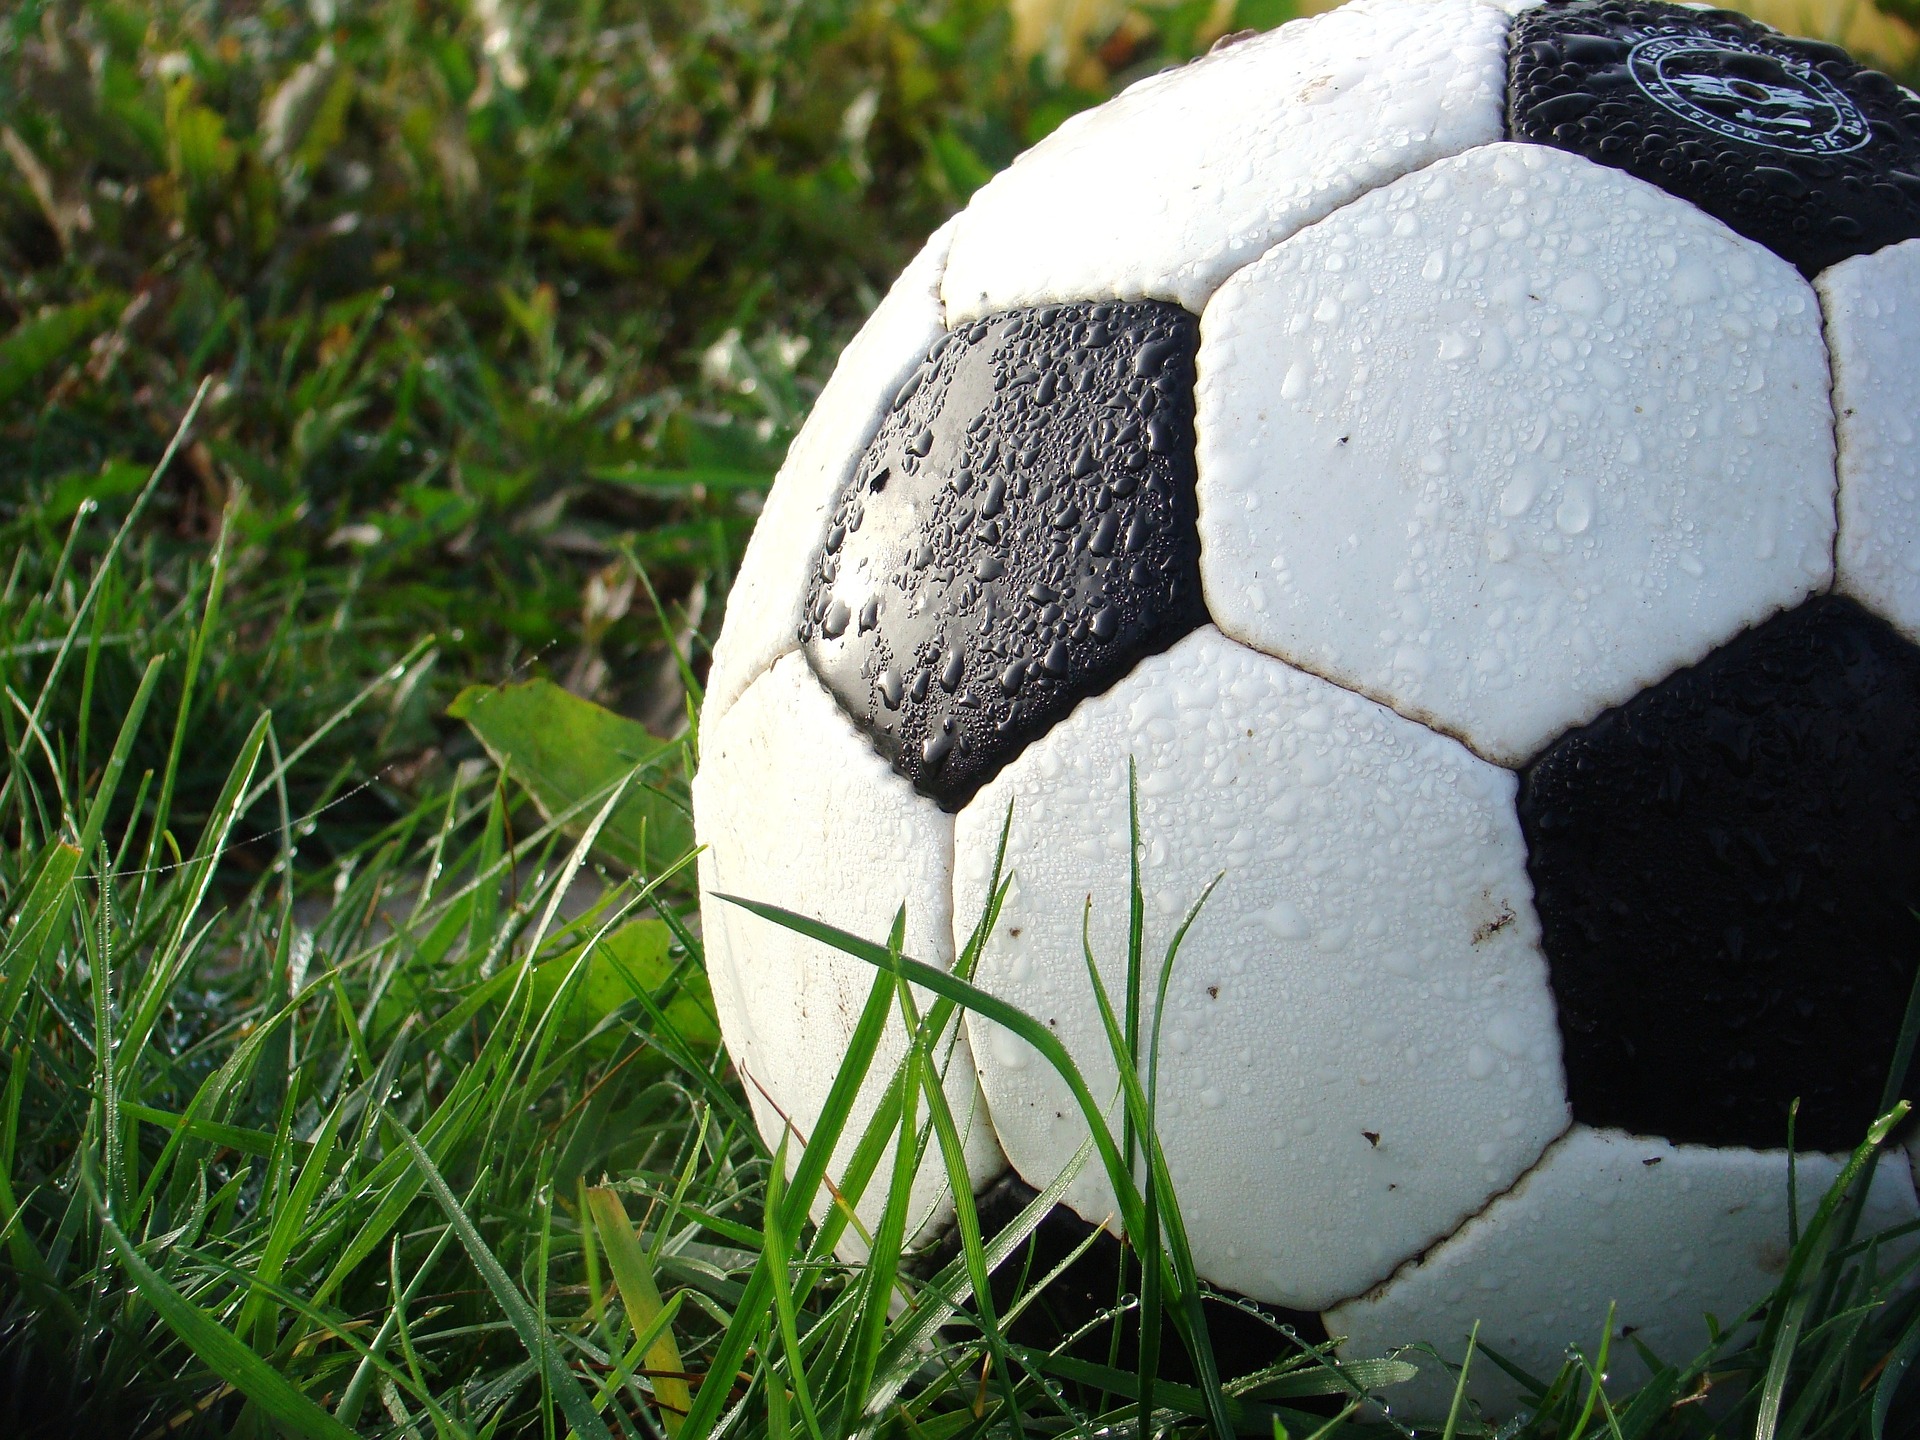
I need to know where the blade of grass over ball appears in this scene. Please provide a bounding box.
[801,837,1017,1287]
[1570,1305,1617,1440]
[587,1186,691,1434]
[716,895,1148,1243]
[797,1055,908,1268]
[390,1122,615,1440]
[1755,1100,1911,1440]
[1781,971,1920,1436]
[1816,962,1920,1315]
[791,896,1001,1288]
[882,958,1022,1435]
[1150,870,1226,1387]
[719,892,1245,1435]
[1014,1347,1327,1434]
[1080,892,1157,1428]
[862,1142,1095,1415]
[1871,1305,1920,1437]
[677,963,898,1439]
[831,908,922,1429]
[1073,877,1230,1435]
[1125,759,1145,1180]
[1233,1356,1418,1403]
[762,1135,828,1440]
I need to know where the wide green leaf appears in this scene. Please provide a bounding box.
[586,1186,691,1433]
[449,679,691,874]
[530,916,718,1054]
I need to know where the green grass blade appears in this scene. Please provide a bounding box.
[678,963,900,1438]
[138,494,234,902]
[761,1137,829,1440]
[1755,1101,1912,1440]
[391,1122,617,1440]
[0,379,207,818]
[586,1186,691,1434]
[100,1211,360,1440]
[0,840,82,1037]
[714,893,1146,1248]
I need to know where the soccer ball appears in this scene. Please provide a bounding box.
[692,0,1920,1415]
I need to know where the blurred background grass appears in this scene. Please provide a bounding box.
[4,0,1917,853]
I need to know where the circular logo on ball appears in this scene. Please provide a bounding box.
[1628,34,1872,154]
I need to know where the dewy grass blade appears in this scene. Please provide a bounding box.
[1812,965,1920,1323]
[2,654,162,1040]
[762,1137,829,1440]
[85,859,126,1215]
[99,1211,360,1440]
[716,894,1148,1245]
[799,866,1015,1290]
[335,1225,459,1427]
[1439,1320,1478,1440]
[1124,758,1145,1183]
[882,959,1021,1435]
[0,377,209,822]
[386,1240,469,1440]
[719,892,1239,1436]
[1072,882,1230,1435]
[1754,1100,1911,1440]
[239,1094,346,1352]
[835,956,921,1432]
[138,493,233,905]
[858,1142,1093,1425]
[120,711,271,1065]
[586,1186,691,1434]
[1871,1303,1920,1437]
[390,1122,616,1440]
[0,840,81,1040]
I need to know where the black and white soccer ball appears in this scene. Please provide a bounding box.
[693,0,1920,1415]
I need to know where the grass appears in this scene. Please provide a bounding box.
[7,0,1920,1434]
[3,499,1919,1434]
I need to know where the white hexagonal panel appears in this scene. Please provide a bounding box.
[693,652,1004,1242]
[704,219,956,731]
[1196,143,1836,766]
[952,626,1567,1311]
[1818,237,1920,646]
[1330,1126,1920,1421]
[940,0,1508,322]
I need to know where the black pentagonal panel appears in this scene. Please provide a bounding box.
[912,1173,1329,1385]
[800,301,1208,810]
[1518,596,1920,1151]
[1508,0,1920,276]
